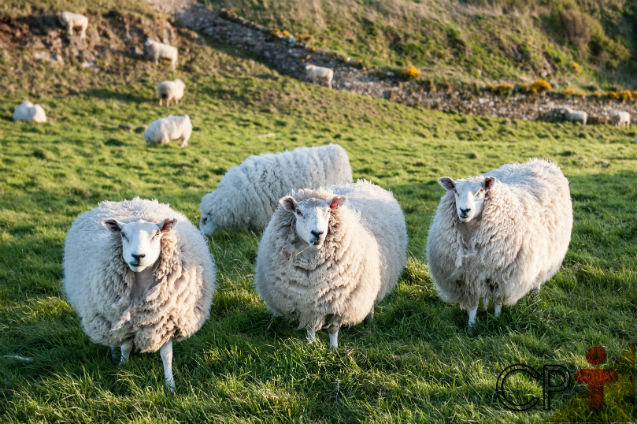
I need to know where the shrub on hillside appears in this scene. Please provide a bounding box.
[401,65,421,80]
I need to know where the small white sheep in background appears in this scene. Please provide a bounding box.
[64,198,216,392]
[426,159,573,327]
[157,79,185,106]
[305,64,334,89]
[255,180,407,349]
[58,11,88,39]
[561,107,587,125]
[199,144,353,235]
[611,110,630,128]
[144,39,178,70]
[144,115,192,147]
[13,102,46,123]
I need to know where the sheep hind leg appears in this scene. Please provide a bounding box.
[328,325,339,351]
[119,341,132,366]
[482,294,489,311]
[306,328,316,343]
[160,339,176,393]
[110,345,118,361]
[467,306,478,328]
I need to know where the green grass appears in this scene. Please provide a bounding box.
[1,14,636,423]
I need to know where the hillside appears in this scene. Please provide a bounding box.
[1,1,636,423]
[201,0,637,89]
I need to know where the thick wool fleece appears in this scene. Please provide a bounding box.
[64,197,216,353]
[426,159,573,310]
[254,180,407,331]
[200,143,353,232]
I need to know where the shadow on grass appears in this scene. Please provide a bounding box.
[81,88,148,104]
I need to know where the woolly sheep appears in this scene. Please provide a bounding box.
[144,115,192,148]
[145,39,178,70]
[199,144,353,235]
[12,102,46,123]
[426,159,572,327]
[561,107,587,125]
[254,180,407,349]
[305,64,334,89]
[611,110,630,128]
[63,197,216,392]
[157,79,185,106]
[58,11,88,39]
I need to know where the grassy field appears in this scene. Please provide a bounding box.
[1,13,636,423]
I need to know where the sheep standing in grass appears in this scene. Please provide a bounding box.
[144,115,192,147]
[254,180,407,349]
[426,159,572,327]
[12,102,46,123]
[58,11,88,39]
[63,198,216,392]
[199,144,353,235]
[145,39,178,70]
[611,111,630,128]
[157,79,185,106]
[305,64,334,89]
[562,107,587,125]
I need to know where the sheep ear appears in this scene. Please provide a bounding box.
[158,218,177,233]
[438,177,455,191]
[103,219,122,232]
[329,196,346,210]
[484,177,496,190]
[281,196,296,212]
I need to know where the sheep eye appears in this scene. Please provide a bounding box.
[152,231,160,238]
[296,210,303,216]
[121,233,127,240]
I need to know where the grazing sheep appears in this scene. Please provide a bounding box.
[561,107,587,125]
[157,79,185,106]
[145,39,178,70]
[144,115,192,148]
[305,64,334,89]
[12,102,46,123]
[611,110,630,128]
[426,159,572,327]
[254,180,407,349]
[58,11,88,39]
[199,144,353,235]
[63,197,216,392]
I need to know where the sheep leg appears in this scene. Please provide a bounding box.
[494,304,502,317]
[160,339,176,393]
[110,345,118,360]
[467,306,478,327]
[328,325,339,351]
[119,341,132,365]
[482,295,489,311]
[180,138,188,148]
[306,328,316,343]
[364,309,374,324]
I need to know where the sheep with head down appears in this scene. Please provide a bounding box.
[63,197,216,392]
[254,180,407,349]
[426,159,573,328]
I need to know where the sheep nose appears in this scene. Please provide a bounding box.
[201,216,207,224]
[310,230,323,238]
[132,254,145,261]
[460,208,471,214]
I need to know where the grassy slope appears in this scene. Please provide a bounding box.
[1,7,636,424]
[202,0,637,89]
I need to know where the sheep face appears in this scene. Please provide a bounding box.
[103,218,176,272]
[438,177,495,222]
[281,195,346,249]
[199,213,215,235]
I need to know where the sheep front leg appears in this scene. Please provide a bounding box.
[467,306,478,328]
[110,345,118,360]
[494,304,502,317]
[160,339,176,393]
[328,325,339,351]
[119,341,132,365]
[306,328,316,343]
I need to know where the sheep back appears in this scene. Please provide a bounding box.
[254,180,407,330]
[63,197,216,352]
[200,143,353,232]
[426,159,572,308]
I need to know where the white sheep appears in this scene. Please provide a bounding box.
[254,180,407,349]
[305,64,334,89]
[63,197,216,392]
[611,110,630,128]
[12,101,46,123]
[144,115,192,147]
[58,11,88,39]
[199,144,353,235]
[426,159,573,327]
[157,79,185,106]
[144,39,178,70]
[561,107,587,125]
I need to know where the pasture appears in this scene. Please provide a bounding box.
[1,28,636,423]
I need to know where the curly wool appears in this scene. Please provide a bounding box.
[254,181,407,331]
[63,198,216,353]
[426,159,573,309]
[199,144,353,233]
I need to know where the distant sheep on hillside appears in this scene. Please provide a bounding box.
[611,111,630,128]
[305,64,334,89]
[58,11,88,39]
[13,102,46,123]
[562,107,587,125]
[157,79,185,106]
[145,39,178,70]
[144,115,192,147]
